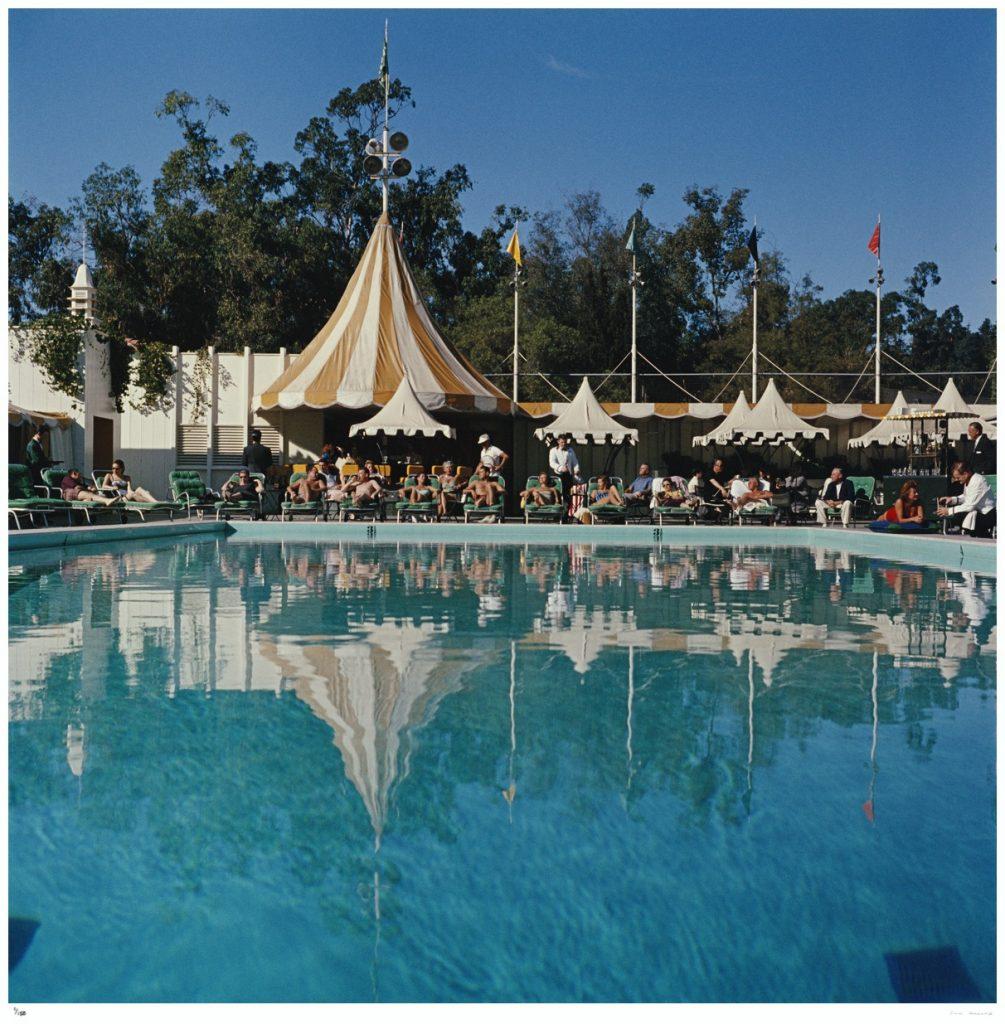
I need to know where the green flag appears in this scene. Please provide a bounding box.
[625,218,636,253]
[378,23,388,81]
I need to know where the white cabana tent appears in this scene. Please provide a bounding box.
[255,212,511,415]
[691,390,753,447]
[848,391,916,449]
[533,377,639,445]
[348,375,455,439]
[693,379,829,446]
[933,377,996,439]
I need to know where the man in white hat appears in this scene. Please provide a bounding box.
[477,433,508,475]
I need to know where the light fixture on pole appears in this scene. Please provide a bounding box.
[364,22,412,214]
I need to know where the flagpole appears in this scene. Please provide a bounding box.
[381,20,389,215]
[874,213,883,403]
[751,218,759,403]
[512,258,520,410]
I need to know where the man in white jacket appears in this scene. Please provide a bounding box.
[937,461,996,537]
[548,435,581,506]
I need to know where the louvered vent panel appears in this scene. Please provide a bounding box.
[176,425,208,467]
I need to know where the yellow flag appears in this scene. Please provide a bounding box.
[506,226,522,267]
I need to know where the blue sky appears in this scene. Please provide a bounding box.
[9,8,997,325]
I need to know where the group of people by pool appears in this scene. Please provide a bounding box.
[22,423,996,537]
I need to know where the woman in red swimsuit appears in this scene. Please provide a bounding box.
[878,480,925,524]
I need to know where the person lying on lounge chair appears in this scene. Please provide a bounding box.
[347,468,383,505]
[223,469,263,503]
[574,474,623,522]
[405,472,436,504]
[877,480,925,525]
[654,477,687,508]
[729,476,772,510]
[285,466,325,505]
[61,469,119,505]
[521,472,560,507]
[463,466,505,507]
[101,460,159,503]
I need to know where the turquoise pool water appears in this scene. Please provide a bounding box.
[8,537,996,1002]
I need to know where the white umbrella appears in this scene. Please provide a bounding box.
[692,390,753,446]
[693,380,828,446]
[932,378,996,440]
[349,375,455,439]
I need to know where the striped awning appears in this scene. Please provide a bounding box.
[255,213,511,415]
[8,403,72,430]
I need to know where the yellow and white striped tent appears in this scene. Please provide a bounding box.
[255,212,511,415]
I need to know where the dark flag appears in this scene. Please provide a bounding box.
[747,226,759,265]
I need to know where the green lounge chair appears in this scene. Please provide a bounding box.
[821,475,877,525]
[169,470,218,516]
[394,476,442,522]
[732,500,775,526]
[651,476,694,525]
[584,477,627,525]
[41,468,121,525]
[463,474,506,523]
[522,475,564,524]
[8,463,71,528]
[214,472,266,520]
[91,470,185,522]
[281,472,325,521]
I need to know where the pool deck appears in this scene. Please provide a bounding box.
[8,517,997,573]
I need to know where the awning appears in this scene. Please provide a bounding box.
[8,403,72,430]
[692,390,753,446]
[348,375,455,439]
[533,377,639,445]
[848,391,916,448]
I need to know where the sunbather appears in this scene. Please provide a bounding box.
[405,472,436,503]
[347,468,383,505]
[574,474,622,522]
[101,460,159,503]
[729,476,773,510]
[877,480,925,525]
[463,465,505,507]
[437,461,464,517]
[60,469,119,505]
[521,472,560,507]
[654,477,686,508]
[223,469,263,503]
[285,466,325,505]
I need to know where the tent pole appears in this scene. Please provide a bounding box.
[630,251,638,403]
[512,265,519,411]
[751,268,759,403]
[874,265,883,404]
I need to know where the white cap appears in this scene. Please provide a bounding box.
[478,434,490,444]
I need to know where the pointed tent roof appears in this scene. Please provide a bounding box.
[349,375,455,439]
[932,377,996,439]
[848,390,915,448]
[255,213,511,414]
[695,379,828,446]
[533,377,639,445]
[692,390,753,446]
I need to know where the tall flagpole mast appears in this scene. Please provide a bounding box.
[631,245,638,403]
[751,217,759,403]
[873,214,883,403]
[512,234,520,409]
[381,20,389,215]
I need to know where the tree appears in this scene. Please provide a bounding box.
[9,197,74,322]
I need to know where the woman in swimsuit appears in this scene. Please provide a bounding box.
[877,480,925,524]
[101,460,158,503]
[406,472,435,503]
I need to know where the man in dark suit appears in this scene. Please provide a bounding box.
[24,424,56,488]
[241,429,274,475]
[965,422,995,476]
[815,466,856,527]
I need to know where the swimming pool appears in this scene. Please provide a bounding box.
[8,535,996,1001]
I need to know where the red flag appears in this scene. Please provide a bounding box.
[867,222,881,259]
[862,800,875,823]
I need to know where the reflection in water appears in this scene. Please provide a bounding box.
[7,539,997,1002]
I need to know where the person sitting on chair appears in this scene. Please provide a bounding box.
[362,459,386,485]
[877,480,925,525]
[223,469,263,504]
[348,468,383,506]
[574,474,622,522]
[937,461,996,537]
[815,467,855,527]
[623,464,654,506]
[285,465,324,505]
[436,461,464,518]
[705,458,731,504]
[463,465,505,507]
[405,472,435,504]
[521,472,560,507]
[730,476,772,511]
[655,477,686,508]
[60,469,119,505]
[101,460,159,503]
